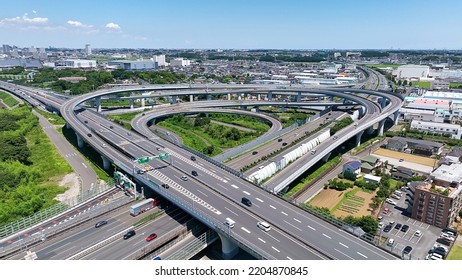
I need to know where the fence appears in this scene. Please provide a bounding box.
[0,181,114,239]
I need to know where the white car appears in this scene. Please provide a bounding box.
[257,221,271,232]
[378,222,384,229]
[181,175,188,181]
[387,238,395,246]
[415,230,422,237]
[386,198,397,205]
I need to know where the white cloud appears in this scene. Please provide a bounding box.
[0,13,48,25]
[67,20,93,29]
[32,10,37,14]
[105,22,121,30]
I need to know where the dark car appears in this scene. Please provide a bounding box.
[403,246,413,254]
[95,220,108,228]
[190,155,196,161]
[191,170,198,176]
[395,223,402,230]
[252,151,258,155]
[277,138,283,142]
[433,247,447,257]
[383,225,392,233]
[87,133,92,137]
[241,197,252,206]
[137,169,145,175]
[401,225,409,232]
[282,142,288,146]
[84,120,88,124]
[109,125,114,129]
[123,229,136,240]
[146,233,158,242]
[161,183,169,189]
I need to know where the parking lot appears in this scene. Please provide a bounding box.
[377,190,444,260]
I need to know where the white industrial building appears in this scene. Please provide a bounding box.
[170,58,191,67]
[410,120,462,139]
[392,65,430,81]
[399,108,436,122]
[55,59,97,69]
[107,60,157,70]
[153,55,166,67]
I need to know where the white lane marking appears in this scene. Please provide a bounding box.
[339,242,349,248]
[293,218,301,223]
[231,184,239,189]
[256,198,263,202]
[258,238,266,243]
[334,248,354,260]
[241,227,251,234]
[286,256,293,260]
[243,191,250,195]
[195,189,209,197]
[272,247,280,253]
[283,220,302,231]
[224,207,239,217]
[322,233,332,239]
[281,211,288,216]
[82,163,87,168]
[357,252,368,259]
[210,169,216,173]
[307,225,316,231]
[270,205,276,209]
[222,180,228,183]
[216,184,228,190]
[224,177,231,181]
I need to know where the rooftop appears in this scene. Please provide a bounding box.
[390,136,444,149]
[431,163,462,185]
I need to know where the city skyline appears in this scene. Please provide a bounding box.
[1,1,462,50]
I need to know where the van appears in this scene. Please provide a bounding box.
[241,197,252,206]
[224,218,235,228]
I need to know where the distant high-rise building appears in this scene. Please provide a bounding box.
[2,44,11,54]
[85,44,92,55]
[153,55,166,66]
[170,57,190,67]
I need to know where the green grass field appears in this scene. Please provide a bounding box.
[446,243,462,260]
[412,81,431,88]
[0,90,19,107]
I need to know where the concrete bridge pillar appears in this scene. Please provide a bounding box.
[76,133,84,148]
[297,92,301,102]
[281,106,286,113]
[172,95,177,104]
[101,155,111,170]
[330,95,334,102]
[218,233,239,260]
[378,120,385,136]
[227,93,231,100]
[268,91,273,101]
[141,98,145,107]
[240,105,246,110]
[190,94,194,102]
[95,96,101,113]
[393,111,400,125]
[130,99,134,109]
[366,126,374,135]
[322,152,332,162]
[257,94,261,101]
[355,130,364,147]
[207,94,212,101]
[380,98,387,109]
[66,122,71,129]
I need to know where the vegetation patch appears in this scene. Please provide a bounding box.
[0,91,19,107]
[0,107,72,226]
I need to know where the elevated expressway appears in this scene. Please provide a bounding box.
[58,84,400,260]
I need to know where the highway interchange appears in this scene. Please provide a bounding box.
[0,75,402,260]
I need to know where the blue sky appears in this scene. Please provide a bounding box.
[0,0,461,49]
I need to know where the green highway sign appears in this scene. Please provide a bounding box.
[159,153,169,160]
[137,157,150,164]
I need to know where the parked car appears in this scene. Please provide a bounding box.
[415,230,422,237]
[386,198,397,205]
[403,246,413,254]
[123,230,136,240]
[95,220,108,228]
[146,233,158,242]
[277,138,283,142]
[401,225,410,232]
[395,223,402,230]
[383,225,392,232]
[387,238,395,246]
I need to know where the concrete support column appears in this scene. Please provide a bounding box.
[366,126,374,135]
[207,94,212,101]
[268,91,273,101]
[330,95,334,101]
[281,106,286,113]
[227,93,231,100]
[393,111,399,125]
[257,94,261,101]
[76,133,84,148]
[378,120,385,136]
[240,105,246,110]
[322,152,332,162]
[66,122,71,129]
[218,233,239,260]
[130,99,134,109]
[297,92,301,102]
[141,98,145,107]
[172,95,177,104]
[101,155,111,170]
[95,96,101,113]
[381,98,387,109]
[355,130,364,147]
[190,94,194,102]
